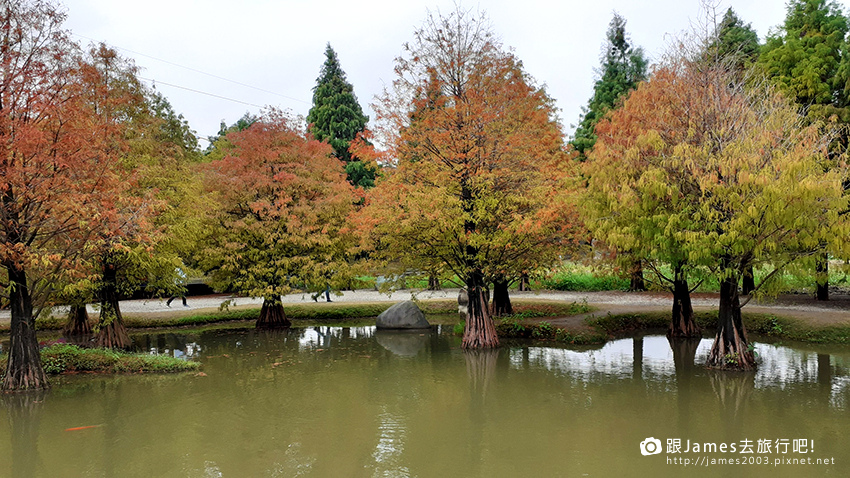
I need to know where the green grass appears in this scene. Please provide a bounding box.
[0,344,200,375]
[455,300,600,344]
[494,318,608,345]
[33,299,587,332]
[585,311,850,344]
[534,261,850,294]
[535,263,630,291]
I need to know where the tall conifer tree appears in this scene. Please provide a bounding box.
[307,44,374,188]
[570,13,647,161]
[759,0,850,300]
[709,8,760,68]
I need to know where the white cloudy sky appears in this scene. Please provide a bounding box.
[60,0,838,144]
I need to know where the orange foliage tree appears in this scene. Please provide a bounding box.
[83,45,164,349]
[584,50,846,369]
[200,110,355,328]
[0,1,142,389]
[358,8,576,348]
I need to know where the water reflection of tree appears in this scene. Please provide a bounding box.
[708,370,755,440]
[4,390,48,477]
[668,337,700,435]
[633,335,643,381]
[464,348,501,476]
[818,354,832,405]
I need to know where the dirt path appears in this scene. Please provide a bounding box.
[521,291,850,333]
[2,289,848,330]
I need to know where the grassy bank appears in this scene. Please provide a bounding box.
[29,299,589,332]
[495,319,607,345]
[494,309,850,346]
[536,261,850,294]
[586,311,850,345]
[0,344,200,375]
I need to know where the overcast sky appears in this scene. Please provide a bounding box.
[60,0,840,145]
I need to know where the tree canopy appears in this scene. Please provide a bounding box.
[708,8,760,68]
[759,0,849,109]
[585,47,847,369]
[0,0,152,389]
[200,110,355,328]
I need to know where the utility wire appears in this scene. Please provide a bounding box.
[137,76,265,109]
[73,33,310,105]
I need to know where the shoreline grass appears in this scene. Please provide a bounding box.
[0,344,200,376]
[25,298,589,332]
[586,311,850,345]
[6,296,848,348]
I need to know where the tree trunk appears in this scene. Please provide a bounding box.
[706,276,755,370]
[459,181,497,349]
[629,258,646,291]
[491,276,513,317]
[2,264,49,391]
[63,304,91,337]
[462,272,499,349]
[816,252,829,301]
[256,297,291,328]
[517,273,530,292]
[668,265,700,338]
[95,263,130,349]
[427,274,441,291]
[742,266,755,295]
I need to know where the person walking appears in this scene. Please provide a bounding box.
[312,285,332,302]
[167,268,189,307]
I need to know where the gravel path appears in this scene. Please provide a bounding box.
[2,289,848,328]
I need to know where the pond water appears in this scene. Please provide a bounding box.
[1,326,849,477]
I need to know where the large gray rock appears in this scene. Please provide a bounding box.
[376,300,430,329]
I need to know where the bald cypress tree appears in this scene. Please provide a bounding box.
[572,14,649,291]
[307,44,375,188]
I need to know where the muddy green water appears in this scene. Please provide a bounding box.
[1,326,849,477]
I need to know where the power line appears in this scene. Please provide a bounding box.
[138,76,265,109]
[73,33,310,105]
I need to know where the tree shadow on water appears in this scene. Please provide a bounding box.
[708,369,755,441]
[463,348,501,476]
[3,390,48,478]
[669,337,701,435]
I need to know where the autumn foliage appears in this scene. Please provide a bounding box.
[584,50,847,369]
[358,8,578,348]
[0,2,148,389]
[200,110,355,327]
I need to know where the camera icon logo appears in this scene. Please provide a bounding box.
[640,437,662,456]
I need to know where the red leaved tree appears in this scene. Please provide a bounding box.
[1,1,141,389]
[200,110,355,328]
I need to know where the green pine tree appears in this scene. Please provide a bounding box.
[570,13,648,161]
[759,0,849,108]
[307,44,375,188]
[709,8,760,68]
[758,0,850,301]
